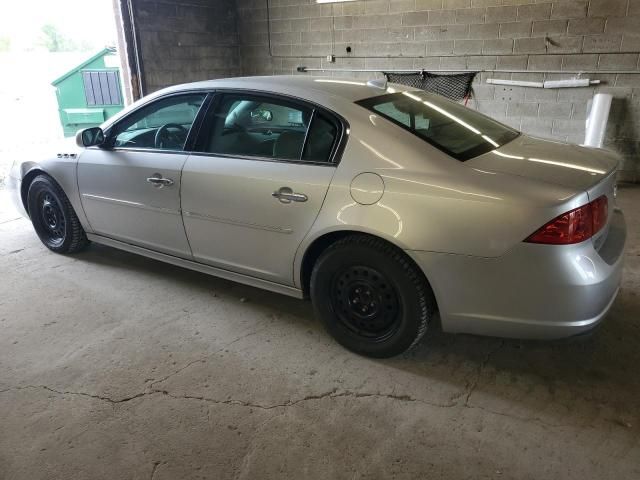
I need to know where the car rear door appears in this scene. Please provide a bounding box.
[181,91,343,285]
[77,92,207,258]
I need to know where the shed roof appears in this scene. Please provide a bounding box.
[51,47,116,86]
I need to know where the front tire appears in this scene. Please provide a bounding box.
[27,175,89,254]
[310,235,436,358]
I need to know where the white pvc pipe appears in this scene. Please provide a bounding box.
[544,78,594,88]
[584,93,613,148]
[487,78,601,89]
[487,78,544,88]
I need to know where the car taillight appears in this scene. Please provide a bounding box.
[590,195,608,234]
[525,195,608,245]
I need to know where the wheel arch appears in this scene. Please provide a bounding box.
[297,229,436,307]
[20,167,49,216]
[19,162,92,233]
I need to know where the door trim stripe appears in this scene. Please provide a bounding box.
[183,210,293,234]
[82,193,181,216]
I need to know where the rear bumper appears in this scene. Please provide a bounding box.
[408,209,626,339]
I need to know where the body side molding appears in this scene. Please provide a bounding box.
[86,233,304,298]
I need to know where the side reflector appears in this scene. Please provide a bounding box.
[525,195,608,245]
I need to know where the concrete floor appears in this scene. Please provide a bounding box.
[1,186,639,480]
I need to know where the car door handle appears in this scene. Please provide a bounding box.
[272,187,308,203]
[146,175,174,187]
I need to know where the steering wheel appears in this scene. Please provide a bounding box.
[154,123,188,149]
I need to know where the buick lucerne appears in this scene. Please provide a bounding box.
[8,76,626,357]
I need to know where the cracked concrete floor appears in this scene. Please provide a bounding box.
[1,186,639,480]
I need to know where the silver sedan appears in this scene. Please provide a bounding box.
[7,76,627,357]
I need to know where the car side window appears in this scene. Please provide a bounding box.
[197,93,339,163]
[200,94,312,160]
[302,113,338,163]
[112,94,206,151]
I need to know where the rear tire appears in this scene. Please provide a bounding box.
[27,175,89,254]
[310,235,435,358]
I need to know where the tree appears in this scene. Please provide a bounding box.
[0,37,10,52]
[40,24,77,52]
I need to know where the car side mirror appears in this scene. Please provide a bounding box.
[76,127,105,148]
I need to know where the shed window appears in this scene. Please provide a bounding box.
[82,70,122,106]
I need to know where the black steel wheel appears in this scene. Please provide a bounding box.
[27,174,89,253]
[331,265,401,342]
[311,234,436,358]
[38,191,66,247]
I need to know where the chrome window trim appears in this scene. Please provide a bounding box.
[187,151,337,167]
[300,108,316,160]
[106,147,191,155]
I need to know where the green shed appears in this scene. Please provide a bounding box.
[52,47,124,137]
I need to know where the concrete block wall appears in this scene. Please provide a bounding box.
[132,0,241,93]
[236,0,640,181]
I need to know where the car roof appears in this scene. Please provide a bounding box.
[161,75,417,103]
[101,75,420,131]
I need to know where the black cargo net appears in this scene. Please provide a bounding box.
[384,71,477,103]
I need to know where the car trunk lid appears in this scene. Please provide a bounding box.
[467,134,620,250]
[466,134,619,191]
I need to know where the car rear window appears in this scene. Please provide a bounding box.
[356,91,519,161]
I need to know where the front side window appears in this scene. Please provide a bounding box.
[112,93,206,151]
[357,91,519,161]
[197,93,339,163]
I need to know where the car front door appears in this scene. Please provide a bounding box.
[181,92,343,285]
[77,92,207,257]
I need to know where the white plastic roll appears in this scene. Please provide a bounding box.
[543,78,592,88]
[584,93,612,148]
[486,78,544,88]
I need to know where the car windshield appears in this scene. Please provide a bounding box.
[356,91,519,161]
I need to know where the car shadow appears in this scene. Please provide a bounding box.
[72,241,640,430]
